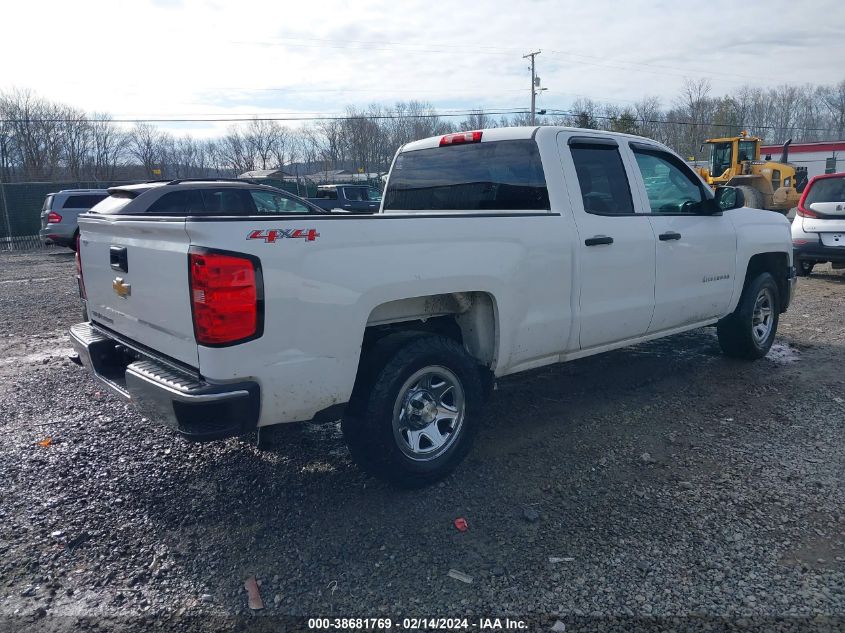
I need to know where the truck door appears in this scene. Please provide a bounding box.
[557,134,656,350]
[627,143,736,332]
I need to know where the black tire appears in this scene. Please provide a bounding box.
[342,333,483,488]
[717,272,780,360]
[797,260,815,277]
[69,229,79,252]
[736,185,763,209]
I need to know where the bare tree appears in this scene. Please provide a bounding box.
[128,122,167,177]
[634,96,662,141]
[60,107,91,180]
[820,79,845,140]
[89,114,126,181]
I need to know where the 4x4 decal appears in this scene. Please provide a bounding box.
[247,229,320,243]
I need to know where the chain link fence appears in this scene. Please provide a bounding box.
[0,180,141,251]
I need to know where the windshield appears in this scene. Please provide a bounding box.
[738,140,756,162]
[709,142,732,177]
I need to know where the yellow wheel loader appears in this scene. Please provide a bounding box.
[695,131,808,213]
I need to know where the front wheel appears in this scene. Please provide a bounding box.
[342,334,482,488]
[717,272,780,359]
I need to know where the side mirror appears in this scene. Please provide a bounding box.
[714,186,744,211]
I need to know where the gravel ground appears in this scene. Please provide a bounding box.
[0,250,843,632]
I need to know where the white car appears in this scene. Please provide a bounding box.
[70,128,795,487]
[791,172,845,275]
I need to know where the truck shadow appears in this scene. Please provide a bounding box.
[117,325,831,613]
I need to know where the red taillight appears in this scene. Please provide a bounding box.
[47,211,62,223]
[75,233,86,300]
[440,131,483,146]
[189,250,262,346]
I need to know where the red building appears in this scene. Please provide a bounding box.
[760,141,844,179]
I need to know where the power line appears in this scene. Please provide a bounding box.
[542,109,838,134]
[0,107,839,135]
[0,108,531,125]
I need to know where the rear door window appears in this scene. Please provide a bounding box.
[200,188,256,215]
[343,187,365,202]
[569,143,635,215]
[145,190,194,215]
[250,189,313,214]
[383,139,549,211]
[61,194,108,209]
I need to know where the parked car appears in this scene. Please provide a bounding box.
[306,184,382,213]
[791,171,845,275]
[40,189,109,249]
[70,128,794,488]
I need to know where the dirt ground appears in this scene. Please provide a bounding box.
[0,250,843,632]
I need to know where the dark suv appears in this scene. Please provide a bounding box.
[86,179,325,217]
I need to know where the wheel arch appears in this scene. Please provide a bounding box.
[361,291,499,369]
[737,252,790,314]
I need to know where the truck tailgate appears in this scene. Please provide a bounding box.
[79,216,199,367]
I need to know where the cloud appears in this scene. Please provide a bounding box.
[1,0,842,136]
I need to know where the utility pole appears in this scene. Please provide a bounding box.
[523,50,541,125]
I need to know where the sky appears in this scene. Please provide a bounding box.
[2,0,844,136]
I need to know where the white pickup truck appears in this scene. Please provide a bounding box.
[71,127,795,487]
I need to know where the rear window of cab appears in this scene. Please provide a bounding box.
[383,139,549,211]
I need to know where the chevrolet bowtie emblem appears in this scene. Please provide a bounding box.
[112,277,131,298]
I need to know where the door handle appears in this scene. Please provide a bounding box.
[109,246,128,272]
[659,231,682,241]
[584,235,614,246]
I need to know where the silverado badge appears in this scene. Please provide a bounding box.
[112,277,131,298]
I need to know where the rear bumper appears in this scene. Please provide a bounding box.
[39,227,74,247]
[794,242,845,264]
[69,322,260,441]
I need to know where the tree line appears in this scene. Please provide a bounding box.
[0,78,843,184]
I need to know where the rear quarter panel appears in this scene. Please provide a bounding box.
[186,213,575,425]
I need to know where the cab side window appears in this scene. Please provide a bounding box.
[569,143,635,215]
[632,149,709,214]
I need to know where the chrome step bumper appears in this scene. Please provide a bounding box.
[69,322,259,440]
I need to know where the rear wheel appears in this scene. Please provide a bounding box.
[342,333,482,488]
[797,260,815,277]
[737,185,763,209]
[717,272,780,359]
